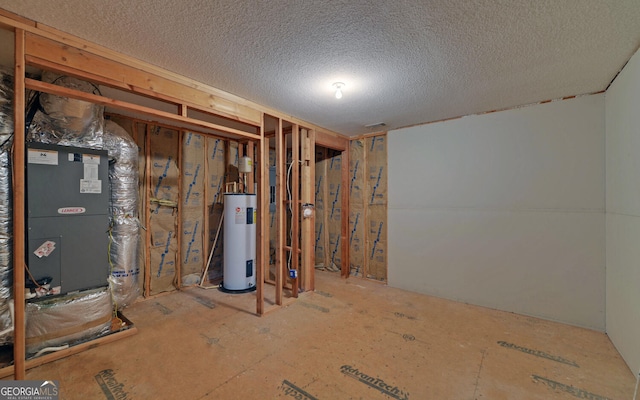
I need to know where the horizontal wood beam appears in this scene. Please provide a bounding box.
[0,9,35,29]
[26,55,259,136]
[315,130,349,151]
[25,78,261,141]
[26,55,181,106]
[0,10,348,142]
[0,325,138,379]
[25,33,263,127]
[349,131,388,141]
[0,11,36,31]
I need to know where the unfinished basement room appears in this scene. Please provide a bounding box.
[0,1,638,399]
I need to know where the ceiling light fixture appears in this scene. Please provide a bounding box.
[332,82,345,99]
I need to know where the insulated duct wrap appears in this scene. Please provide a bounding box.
[27,72,104,149]
[25,288,112,355]
[0,150,12,345]
[0,68,13,345]
[0,68,13,140]
[26,72,141,310]
[104,120,140,309]
[23,74,140,354]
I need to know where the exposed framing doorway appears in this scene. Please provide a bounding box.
[314,132,350,278]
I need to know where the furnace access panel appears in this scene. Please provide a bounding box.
[26,143,110,297]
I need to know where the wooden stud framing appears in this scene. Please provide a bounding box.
[24,34,263,126]
[291,124,300,297]
[144,125,152,297]
[320,147,330,271]
[246,143,255,194]
[275,117,284,305]
[309,129,316,290]
[0,324,138,379]
[280,127,293,293]
[314,131,350,279]
[24,78,260,141]
[203,138,210,285]
[238,141,245,160]
[0,9,35,28]
[257,118,267,315]
[362,141,369,279]
[349,132,388,283]
[175,131,183,289]
[13,27,26,381]
[341,148,350,278]
[0,10,352,371]
[301,128,315,291]
[224,140,231,188]
[315,130,349,151]
[0,10,343,138]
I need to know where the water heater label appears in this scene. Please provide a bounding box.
[235,207,245,224]
[58,207,86,214]
[28,149,58,165]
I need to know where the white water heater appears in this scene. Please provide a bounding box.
[222,193,257,292]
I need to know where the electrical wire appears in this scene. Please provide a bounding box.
[0,133,13,151]
[24,263,46,293]
[285,160,303,271]
[32,344,69,358]
[7,141,44,299]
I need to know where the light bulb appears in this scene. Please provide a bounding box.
[332,82,345,99]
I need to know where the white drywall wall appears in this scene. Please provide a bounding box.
[606,47,640,374]
[388,94,605,330]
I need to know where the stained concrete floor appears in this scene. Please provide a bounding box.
[21,270,635,399]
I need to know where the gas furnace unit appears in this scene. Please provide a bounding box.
[26,142,110,296]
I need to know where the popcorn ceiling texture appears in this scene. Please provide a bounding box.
[1,0,639,135]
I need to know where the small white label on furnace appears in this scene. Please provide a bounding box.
[34,240,56,258]
[28,149,58,165]
[84,163,99,180]
[80,179,102,194]
[83,154,100,165]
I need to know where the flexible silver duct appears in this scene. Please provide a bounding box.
[25,287,112,355]
[0,68,13,139]
[26,75,140,311]
[104,120,140,309]
[27,72,104,149]
[0,68,13,345]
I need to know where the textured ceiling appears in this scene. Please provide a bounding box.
[1,0,639,136]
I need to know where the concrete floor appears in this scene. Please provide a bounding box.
[22,270,635,399]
